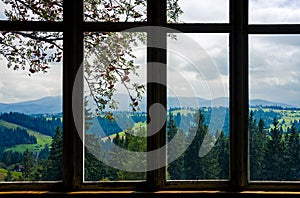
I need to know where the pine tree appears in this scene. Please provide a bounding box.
[286,123,300,180]
[183,109,221,179]
[167,113,185,180]
[249,111,267,180]
[85,134,108,181]
[215,130,229,179]
[264,118,285,180]
[4,170,13,181]
[23,149,35,181]
[47,126,63,180]
[115,126,146,180]
[200,131,221,179]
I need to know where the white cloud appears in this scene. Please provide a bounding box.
[249,35,300,106]
[249,0,300,24]
[176,0,229,23]
[167,34,229,99]
[0,60,62,103]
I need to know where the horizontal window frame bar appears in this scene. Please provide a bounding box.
[248,182,300,191]
[166,24,232,33]
[83,23,232,33]
[83,22,147,32]
[248,25,300,34]
[165,180,230,190]
[79,181,148,191]
[0,21,64,31]
[0,182,64,191]
[1,190,300,198]
[2,21,300,34]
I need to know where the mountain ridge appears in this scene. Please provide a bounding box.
[0,96,62,114]
[0,95,297,114]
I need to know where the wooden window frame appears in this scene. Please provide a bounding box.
[0,0,300,194]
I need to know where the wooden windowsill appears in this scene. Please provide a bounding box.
[1,190,300,197]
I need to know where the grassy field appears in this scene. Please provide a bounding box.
[251,108,300,131]
[0,168,22,181]
[0,120,52,153]
[102,122,147,141]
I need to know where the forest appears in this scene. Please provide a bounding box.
[85,107,300,181]
[0,112,62,136]
[0,106,300,181]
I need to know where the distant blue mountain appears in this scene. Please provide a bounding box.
[0,96,62,114]
[0,94,296,115]
[249,99,294,108]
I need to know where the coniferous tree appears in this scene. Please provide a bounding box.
[200,131,221,179]
[249,111,267,180]
[115,126,146,180]
[215,130,229,179]
[183,110,221,179]
[183,110,206,179]
[167,113,185,180]
[286,123,300,180]
[47,126,63,180]
[264,118,285,180]
[85,134,109,181]
[4,170,13,182]
[23,149,35,181]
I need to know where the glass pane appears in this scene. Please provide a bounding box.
[249,0,300,24]
[167,0,229,23]
[167,34,229,180]
[0,0,63,21]
[249,35,300,181]
[84,32,147,181]
[84,0,146,22]
[0,31,63,182]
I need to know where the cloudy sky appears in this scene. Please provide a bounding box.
[1,0,300,107]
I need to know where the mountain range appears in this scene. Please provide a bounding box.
[0,96,62,114]
[0,94,296,114]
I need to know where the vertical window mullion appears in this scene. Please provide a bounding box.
[229,0,249,190]
[147,0,167,190]
[63,0,84,190]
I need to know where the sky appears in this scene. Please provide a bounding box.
[1,0,300,106]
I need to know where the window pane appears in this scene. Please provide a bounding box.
[167,0,229,23]
[249,0,300,24]
[0,0,63,21]
[84,32,147,181]
[249,35,300,181]
[0,31,63,182]
[167,34,229,180]
[84,0,146,22]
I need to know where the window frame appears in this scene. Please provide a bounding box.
[0,0,299,193]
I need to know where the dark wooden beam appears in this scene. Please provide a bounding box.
[229,0,249,190]
[63,0,83,190]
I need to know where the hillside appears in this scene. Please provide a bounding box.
[0,120,52,153]
[0,112,62,136]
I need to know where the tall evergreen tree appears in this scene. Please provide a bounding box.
[200,132,221,179]
[167,113,185,180]
[264,118,285,180]
[47,126,63,180]
[215,130,229,179]
[183,110,206,180]
[115,126,146,180]
[183,110,221,179]
[249,111,267,180]
[286,123,300,180]
[23,149,35,181]
[85,134,109,181]
[4,170,13,182]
